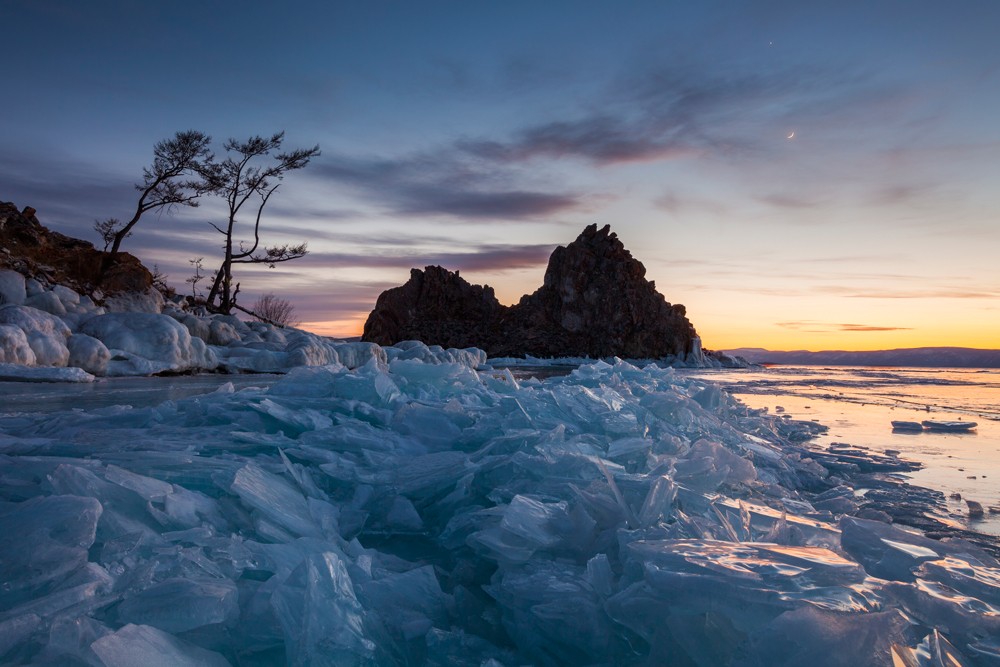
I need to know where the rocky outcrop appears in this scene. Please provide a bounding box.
[362,224,701,359]
[363,265,504,351]
[0,201,152,294]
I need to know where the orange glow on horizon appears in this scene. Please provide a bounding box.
[299,317,366,339]
[300,312,1000,352]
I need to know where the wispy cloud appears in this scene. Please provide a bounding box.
[815,286,1000,299]
[757,193,825,209]
[305,243,554,273]
[777,320,912,333]
[459,116,697,166]
[0,146,134,238]
[313,153,583,221]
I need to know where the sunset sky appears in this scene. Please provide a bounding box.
[3,1,998,351]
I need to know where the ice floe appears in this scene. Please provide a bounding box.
[1,357,999,665]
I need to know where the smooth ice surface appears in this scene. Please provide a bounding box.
[685,365,1000,535]
[1,356,998,665]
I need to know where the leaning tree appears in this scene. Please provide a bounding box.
[102,130,215,263]
[204,132,319,314]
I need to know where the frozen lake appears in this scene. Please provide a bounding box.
[2,361,999,664]
[682,365,1000,536]
[0,373,285,414]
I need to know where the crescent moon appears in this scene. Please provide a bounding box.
[787,131,795,140]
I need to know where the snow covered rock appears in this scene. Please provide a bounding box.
[0,304,71,365]
[79,312,218,374]
[67,333,111,376]
[0,324,35,365]
[0,269,27,305]
[24,290,67,316]
[103,289,164,314]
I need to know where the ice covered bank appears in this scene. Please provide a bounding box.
[0,269,485,381]
[1,358,998,665]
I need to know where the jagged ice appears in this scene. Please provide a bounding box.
[1,354,999,665]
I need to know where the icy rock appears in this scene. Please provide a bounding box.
[0,323,36,364]
[174,313,211,343]
[335,341,387,369]
[51,284,81,307]
[115,578,239,633]
[0,304,71,365]
[67,333,111,376]
[24,277,45,297]
[967,500,985,518]
[90,623,232,667]
[286,332,340,367]
[102,288,164,314]
[208,319,241,346]
[0,268,27,305]
[385,340,487,367]
[25,289,67,316]
[80,312,218,374]
[214,346,290,373]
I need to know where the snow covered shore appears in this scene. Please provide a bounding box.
[0,270,486,381]
[1,354,998,665]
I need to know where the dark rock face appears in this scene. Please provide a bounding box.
[0,201,152,293]
[363,224,700,359]
[363,265,504,350]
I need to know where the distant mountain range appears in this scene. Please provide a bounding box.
[720,347,1000,368]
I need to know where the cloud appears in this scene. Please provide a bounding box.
[459,116,696,166]
[815,286,1000,299]
[757,193,824,209]
[0,145,136,238]
[457,61,857,168]
[777,321,912,333]
[303,243,555,273]
[313,153,583,221]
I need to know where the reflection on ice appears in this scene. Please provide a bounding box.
[1,355,999,665]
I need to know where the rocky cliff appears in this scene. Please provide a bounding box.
[0,201,152,294]
[362,224,700,359]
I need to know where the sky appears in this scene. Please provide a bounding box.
[2,0,999,351]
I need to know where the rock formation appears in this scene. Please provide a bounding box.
[362,224,701,359]
[362,265,503,351]
[0,201,152,294]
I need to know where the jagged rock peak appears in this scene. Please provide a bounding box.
[362,225,701,360]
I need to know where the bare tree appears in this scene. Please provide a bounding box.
[204,132,319,314]
[250,292,298,327]
[106,130,215,260]
[94,217,128,251]
[185,257,206,298]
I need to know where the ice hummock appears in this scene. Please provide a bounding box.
[1,354,999,665]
